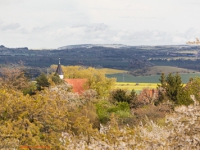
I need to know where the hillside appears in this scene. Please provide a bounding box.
[97,68,127,74]
[130,66,200,76]
[57,44,130,50]
[1,44,200,76]
[147,66,198,74]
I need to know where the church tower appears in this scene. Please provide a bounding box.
[56,58,64,79]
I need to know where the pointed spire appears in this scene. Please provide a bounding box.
[56,58,64,79]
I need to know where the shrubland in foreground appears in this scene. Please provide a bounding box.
[0,66,200,149]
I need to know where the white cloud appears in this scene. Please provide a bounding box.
[0,0,200,48]
[172,36,187,43]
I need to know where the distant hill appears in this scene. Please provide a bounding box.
[0,45,28,51]
[130,66,200,76]
[1,44,200,74]
[57,44,130,50]
[0,45,7,50]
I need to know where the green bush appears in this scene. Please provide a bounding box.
[96,100,131,124]
[51,73,63,85]
[96,100,111,124]
[111,89,129,103]
[35,72,50,90]
[22,82,37,95]
[116,102,130,111]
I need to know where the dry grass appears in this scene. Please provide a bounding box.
[97,68,127,74]
[131,105,170,126]
[145,66,198,75]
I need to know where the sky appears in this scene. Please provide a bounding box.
[0,0,200,49]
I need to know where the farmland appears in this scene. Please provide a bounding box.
[115,82,158,93]
[103,68,200,93]
[102,67,200,92]
[107,72,200,83]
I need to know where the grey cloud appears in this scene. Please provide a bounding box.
[56,24,172,45]
[18,28,29,34]
[71,23,108,32]
[113,30,168,42]
[86,23,108,32]
[55,24,171,45]
[0,0,24,5]
[3,22,197,48]
[183,28,200,39]
[171,28,200,43]
[32,26,49,33]
[58,25,200,46]
[1,23,20,31]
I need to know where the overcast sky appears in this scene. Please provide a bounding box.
[0,0,200,49]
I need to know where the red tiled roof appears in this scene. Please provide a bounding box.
[64,79,87,94]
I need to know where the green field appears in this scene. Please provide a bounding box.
[103,67,200,92]
[107,73,200,83]
[115,82,158,93]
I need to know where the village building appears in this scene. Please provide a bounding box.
[56,58,64,79]
[64,79,87,94]
[56,58,87,94]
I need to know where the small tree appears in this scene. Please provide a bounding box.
[165,73,183,103]
[111,89,131,104]
[128,89,138,108]
[158,73,192,106]
[51,73,63,85]
[0,67,29,90]
[185,77,200,103]
[36,73,50,90]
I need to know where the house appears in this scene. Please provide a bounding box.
[56,59,87,94]
[64,79,87,94]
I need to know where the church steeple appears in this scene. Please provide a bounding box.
[56,58,64,79]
